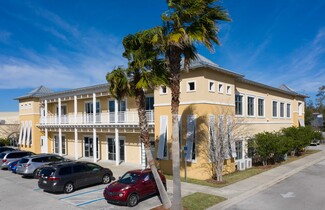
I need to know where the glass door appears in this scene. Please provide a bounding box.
[84,137,99,158]
[107,137,125,161]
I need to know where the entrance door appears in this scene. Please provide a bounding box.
[40,136,48,153]
[84,137,99,158]
[107,137,125,161]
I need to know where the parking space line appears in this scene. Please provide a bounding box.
[59,188,104,200]
[75,197,105,206]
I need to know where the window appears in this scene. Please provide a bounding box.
[187,81,196,92]
[235,141,243,160]
[185,115,196,162]
[85,102,100,114]
[54,135,66,155]
[56,105,67,115]
[226,85,231,95]
[280,102,285,118]
[298,102,303,116]
[59,166,72,175]
[247,96,255,116]
[145,97,154,110]
[160,86,167,94]
[218,83,224,93]
[272,101,278,117]
[287,104,291,118]
[157,116,168,159]
[209,115,216,162]
[209,81,215,92]
[235,95,243,115]
[258,98,264,117]
[73,164,87,173]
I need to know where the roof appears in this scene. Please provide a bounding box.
[237,78,308,98]
[185,54,244,78]
[15,86,54,100]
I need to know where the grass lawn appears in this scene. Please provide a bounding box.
[182,192,226,210]
[166,149,320,188]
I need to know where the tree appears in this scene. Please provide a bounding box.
[159,1,231,209]
[106,31,171,209]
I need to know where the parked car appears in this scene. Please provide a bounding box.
[34,160,74,179]
[38,161,113,193]
[103,169,166,207]
[16,154,65,177]
[0,146,17,153]
[0,151,35,169]
[8,159,20,173]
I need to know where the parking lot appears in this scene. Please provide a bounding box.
[0,163,172,210]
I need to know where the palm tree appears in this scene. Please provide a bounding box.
[106,31,171,209]
[161,1,231,209]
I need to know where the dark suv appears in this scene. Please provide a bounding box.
[38,161,113,193]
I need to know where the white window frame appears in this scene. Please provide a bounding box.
[185,115,197,162]
[186,81,196,92]
[280,102,285,118]
[54,134,66,155]
[208,80,215,92]
[298,102,303,116]
[257,97,265,117]
[160,86,167,95]
[235,94,244,117]
[272,100,278,118]
[157,116,168,160]
[286,103,291,118]
[226,85,231,95]
[247,96,255,117]
[218,83,224,94]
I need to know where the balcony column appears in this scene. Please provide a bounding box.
[74,95,77,124]
[44,100,48,125]
[59,128,62,156]
[114,99,118,123]
[74,128,78,160]
[58,98,61,124]
[93,128,97,162]
[93,93,96,124]
[115,128,120,165]
[45,128,48,153]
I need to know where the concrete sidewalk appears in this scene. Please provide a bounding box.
[163,145,325,210]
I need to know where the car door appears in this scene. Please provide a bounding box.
[137,172,156,198]
[84,163,102,185]
[72,164,88,188]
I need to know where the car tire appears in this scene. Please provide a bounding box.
[127,193,138,207]
[102,174,111,184]
[64,182,74,194]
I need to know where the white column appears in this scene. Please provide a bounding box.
[115,128,120,165]
[58,98,61,124]
[114,99,118,123]
[74,128,78,160]
[93,93,96,124]
[141,142,146,169]
[59,128,62,156]
[93,128,97,162]
[45,128,48,153]
[74,96,77,124]
[45,100,48,125]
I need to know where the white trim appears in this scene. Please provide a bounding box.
[272,100,278,118]
[246,95,255,117]
[160,86,168,95]
[279,102,285,118]
[218,83,224,94]
[226,85,232,95]
[22,121,27,146]
[157,116,168,160]
[235,93,244,117]
[257,97,265,118]
[26,121,31,146]
[155,101,235,107]
[19,113,41,116]
[237,121,293,125]
[298,101,303,116]
[286,103,292,118]
[186,80,196,92]
[208,80,215,92]
[18,123,23,145]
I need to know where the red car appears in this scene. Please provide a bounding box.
[103,169,167,207]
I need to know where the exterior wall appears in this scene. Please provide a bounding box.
[0,112,19,139]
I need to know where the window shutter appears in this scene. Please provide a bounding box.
[22,121,27,146]
[209,115,216,161]
[157,116,168,159]
[18,123,23,145]
[185,115,195,161]
[26,121,31,146]
[227,116,237,158]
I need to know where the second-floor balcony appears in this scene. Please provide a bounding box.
[39,110,154,126]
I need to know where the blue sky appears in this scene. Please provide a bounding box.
[1,0,325,111]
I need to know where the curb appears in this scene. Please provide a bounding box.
[208,151,325,210]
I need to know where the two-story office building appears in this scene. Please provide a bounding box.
[16,55,307,180]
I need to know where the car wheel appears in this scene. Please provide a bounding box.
[127,193,139,207]
[64,182,74,194]
[102,174,111,184]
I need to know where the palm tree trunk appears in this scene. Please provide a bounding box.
[136,89,171,209]
[168,47,182,210]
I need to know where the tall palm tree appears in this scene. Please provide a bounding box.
[161,1,231,209]
[106,31,171,209]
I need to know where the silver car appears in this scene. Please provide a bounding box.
[0,151,35,169]
[16,154,65,177]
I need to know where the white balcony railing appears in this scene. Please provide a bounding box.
[39,110,154,126]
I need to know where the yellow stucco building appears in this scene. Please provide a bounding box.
[16,55,306,180]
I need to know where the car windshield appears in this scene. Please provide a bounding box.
[118,172,140,184]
